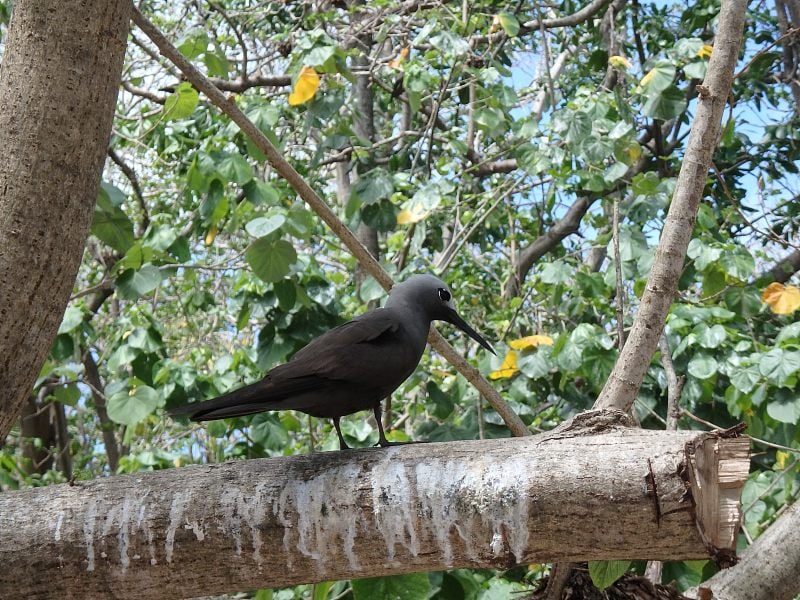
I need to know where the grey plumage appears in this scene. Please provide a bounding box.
[169,274,494,449]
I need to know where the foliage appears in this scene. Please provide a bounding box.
[2,0,799,596]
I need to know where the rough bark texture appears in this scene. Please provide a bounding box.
[594,0,748,412]
[0,418,749,600]
[686,501,800,600]
[0,0,132,440]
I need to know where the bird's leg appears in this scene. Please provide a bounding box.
[373,402,413,447]
[332,417,349,450]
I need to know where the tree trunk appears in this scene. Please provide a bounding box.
[686,501,800,600]
[0,0,132,440]
[0,414,749,600]
[595,0,748,412]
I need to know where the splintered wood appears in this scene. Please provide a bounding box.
[686,432,751,557]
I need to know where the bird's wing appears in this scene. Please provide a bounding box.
[169,309,402,420]
[289,308,399,364]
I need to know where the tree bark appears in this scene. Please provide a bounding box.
[0,0,132,440]
[761,247,800,283]
[594,0,748,412]
[686,501,800,600]
[0,414,749,600]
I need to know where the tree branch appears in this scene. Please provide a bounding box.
[130,5,530,438]
[594,0,748,412]
[0,418,749,599]
[505,195,600,297]
[761,248,800,283]
[687,501,800,600]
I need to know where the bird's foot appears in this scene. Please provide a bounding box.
[374,439,424,448]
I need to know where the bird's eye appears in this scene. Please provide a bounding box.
[438,288,451,302]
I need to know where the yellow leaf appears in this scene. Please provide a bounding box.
[288,66,320,106]
[697,44,713,59]
[762,282,800,315]
[509,335,554,350]
[204,224,218,246]
[627,141,642,163]
[397,202,428,225]
[489,350,518,380]
[776,450,789,469]
[639,69,655,87]
[609,55,632,69]
[388,47,409,69]
[489,14,501,34]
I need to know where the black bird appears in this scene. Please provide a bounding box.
[169,274,494,449]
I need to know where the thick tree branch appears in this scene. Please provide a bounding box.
[687,502,800,600]
[761,248,800,283]
[505,196,601,298]
[0,418,749,599]
[0,0,132,440]
[594,0,748,412]
[130,6,530,438]
[471,0,613,46]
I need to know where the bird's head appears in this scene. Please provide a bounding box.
[387,274,495,354]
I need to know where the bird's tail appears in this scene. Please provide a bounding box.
[168,370,322,421]
[168,379,281,421]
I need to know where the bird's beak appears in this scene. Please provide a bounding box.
[444,309,496,355]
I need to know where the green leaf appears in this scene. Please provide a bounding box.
[163,82,199,121]
[688,354,718,379]
[589,560,631,590]
[603,161,628,183]
[177,29,209,59]
[540,260,571,284]
[730,364,761,393]
[126,327,163,353]
[352,573,431,600]
[767,389,800,423]
[53,383,81,406]
[560,111,592,144]
[92,184,135,253]
[758,348,800,386]
[641,85,687,121]
[245,214,286,238]
[117,265,164,299]
[58,306,84,334]
[203,50,229,77]
[361,201,397,232]
[249,413,290,449]
[107,385,161,426]
[143,225,177,252]
[351,168,394,206]
[217,153,254,185]
[696,324,726,349]
[518,352,551,379]
[724,287,762,318]
[640,62,676,93]
[246,238,297,283]
[427,382,455,419]
[244,180,280,205]
[776,322,800,345]
[274,279,297,311]
[497,12,520,36]
[719,248,755,282]
[107,344,139,372]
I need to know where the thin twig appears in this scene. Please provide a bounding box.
[131,6,529,438]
